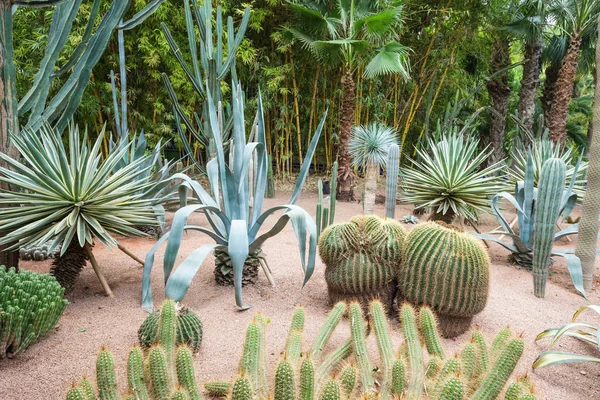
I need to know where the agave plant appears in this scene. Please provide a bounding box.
[349,123,398,215]
[0,124,158,296]
[401,133,503,223]
[141,83,326,311]
[506,137,588,199]
[534,305,600,369]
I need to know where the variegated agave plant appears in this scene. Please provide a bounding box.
[0,124,159,294]
[142,82,326,311]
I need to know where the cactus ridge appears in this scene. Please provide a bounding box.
[400,222,490,337]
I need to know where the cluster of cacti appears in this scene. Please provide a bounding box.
[319,215,406,309]
[138,303,203,354]
[66,299,531,399]
[19,242,61,261]
[385,144,400,219]
[67,299,203,399]
[317,161,338,237]
[399,221,490,337]
[0,266,68,359]
[532,158,567,298]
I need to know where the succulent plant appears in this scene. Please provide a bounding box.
[385,144,400,219]
[319,215,406,310]
[19,242,61,261]
[138,302,203,354]
[399,221,490,337]
[316,162,338,238]
[0,266,68,360]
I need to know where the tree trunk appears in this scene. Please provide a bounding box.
[575,20,600,292]
[0,2,19,269]
[547,35,582,143]
[541,63,559,130]
[485,38,511,165]
[337,71,356,201]
[363,163,378,215]
[517,39,543,137]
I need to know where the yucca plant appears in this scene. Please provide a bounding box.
[533,305,600,369]
[349,123,398,215]
[506,137,588,199]
[401,134,503,224]
[0,124,158,296]
[142,83,326,311]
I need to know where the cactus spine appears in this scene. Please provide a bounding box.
[533,158,567,297]
[385,143,399,219]
[400,222,490,337]
[320,215,406,310]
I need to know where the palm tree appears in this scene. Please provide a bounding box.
[287,0,410,201]
[546,0,600,143]
[348,123,398,215]
[575,14,600,292]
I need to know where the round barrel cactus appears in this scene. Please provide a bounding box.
[138,303,203,353]
[0,266,68,359]
[399,222,490,337]
[319,215,406,310]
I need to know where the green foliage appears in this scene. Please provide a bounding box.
[319,215,406,309]
[478,153,586,296]
[534,305,600,369]
[138,304,203,354]
[400,222,490,337]
[0,124,158,254]
[141,83,326,310]
[402,134,503,223]
[0,266,68,360]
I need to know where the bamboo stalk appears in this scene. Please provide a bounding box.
[289,49,303,166]
[84,243,114,297]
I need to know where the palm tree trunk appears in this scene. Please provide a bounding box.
[541,63,559,128]
[0,2,20,269]
[363,163,378,215]
[547,35,583,143]
[517,38,543,137]
[337,71,356,201]
[575,22,600,292]
[485,38,511,165]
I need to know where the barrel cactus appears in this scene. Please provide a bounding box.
[319,215,406,310]
[399,221,490,337]
[0,266,68,359]
[138,302,203,353]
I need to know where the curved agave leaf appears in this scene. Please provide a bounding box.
[471,234,519,253]
[552,252,586,297]
[533,351,600,369]
[229,220,250,309]
[164,244,220,303]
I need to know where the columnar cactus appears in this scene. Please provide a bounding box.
[316,162,338,237]
[399,221,490,337]
[533,158,567,298]
[138,303,203,353]
[0,266,68,359]
[385,143,400,219]
[319,215,406,309]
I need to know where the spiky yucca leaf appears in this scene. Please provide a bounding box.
[349,123,398,169]
[401,134,503,221]
[0,124,158,254]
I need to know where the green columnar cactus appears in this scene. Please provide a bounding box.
[231,376,253,400]
[490,326,512,360]
[149,346,171,400]
[329,162,338,225]
[385,143,400,219]
[431,357,461,398]
[459,343,477,389]
[419,307,445,359]
[400,303,425,399]
[239,320,261,392]
[253,313,270,397]
[400,222,490,337]
[317,179,324,238]
[300,358,315,400]
[203,381,231,397]
[66,387,87,400]
[350,302,375,393]
[139,305,203,354]
[533,158,567,298]
[285,307,305,368]
[311,302,346,362]
[320,379,341,400]
[339,364,357,398]
[320,215,406,309]
[0,266,68,359]
[438,376,465,400]
[370,300,394,397]
[96,348,120,400]
[274,358,295,400]
[127,345,150,400]
[176,346,202,400]
[391,359,406,395]
[78,377,95,400]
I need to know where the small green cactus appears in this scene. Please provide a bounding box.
[0,266,68,360]
[350,302,375,393]
[274,358,295,400]
[231,376,253,400]
[300,357,315,400]
[391,358,406,395]
[203,381,231,397]
[96,348,120,400]
[127,345,150,400]
[400,222,490,337]
[339,364,357,398]
[138,303,203,354]
[319,215,406,310]
[320,379,341,400]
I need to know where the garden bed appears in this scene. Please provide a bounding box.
[1,191,599,399]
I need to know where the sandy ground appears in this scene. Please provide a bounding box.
[1,189,600,400]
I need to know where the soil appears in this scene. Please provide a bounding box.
[1,190,600,400]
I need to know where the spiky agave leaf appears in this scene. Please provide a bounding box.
[401,134,503,221]
[349,123,398,169]
[0,123,158,254]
